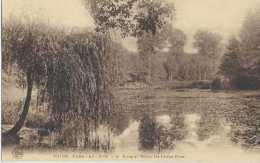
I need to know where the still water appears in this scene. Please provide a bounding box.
[110,89,260,155]
[4,88,260,161]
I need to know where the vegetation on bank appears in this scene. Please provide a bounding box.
[2,21,112,148]
[106,5,260,91]
[2,0,175,148]
[220,7,260,90]
[2,0,260,150]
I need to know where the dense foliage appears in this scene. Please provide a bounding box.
[2,21,112,136]
[220,7,260,89]
[87,0,174,37]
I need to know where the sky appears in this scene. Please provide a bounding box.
[3,0,95,29]
[3,0,260,52]
[173,0,260,52]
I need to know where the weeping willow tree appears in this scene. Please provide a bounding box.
[2,20,112,145]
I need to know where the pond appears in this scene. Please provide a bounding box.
[2,88,260,161]
[111,89,260,150]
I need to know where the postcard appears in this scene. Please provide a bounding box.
[1,0,260,162]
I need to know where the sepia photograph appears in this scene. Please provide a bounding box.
[1,0,260,162]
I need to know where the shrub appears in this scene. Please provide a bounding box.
[211,78,223,90]
[231,75,260,90]
[191,80,211,89]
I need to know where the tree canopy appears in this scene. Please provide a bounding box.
[194,30,222,58]
[2,21,112,136]
[220,6,260,89]
[87,0,174,37]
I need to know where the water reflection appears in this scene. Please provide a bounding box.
[137,112,188,151]
[109,113,130,136]
[113,120,139,152]
[197,110,222,141]
[139,114,159,150]
[227,99,260,147]
[6,89,260,156]
[110,89,260,153]
[185,114,200,141]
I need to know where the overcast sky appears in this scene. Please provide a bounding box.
[3,0,260,52]
[3,0,94,29]
[173,0,260,52]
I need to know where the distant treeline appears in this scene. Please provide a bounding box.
[109,7,260,90]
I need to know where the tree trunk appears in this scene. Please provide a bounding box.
[3,72,33,136]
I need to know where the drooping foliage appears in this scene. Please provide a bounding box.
[2,21,112,136]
